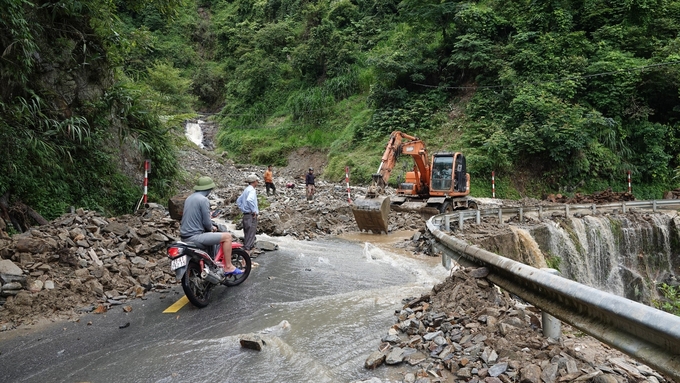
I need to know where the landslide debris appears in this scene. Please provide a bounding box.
[362,266,675,383]
[0,206,180,330]
[1,136,674,383]
[0,146,429,330]
[544,188,635,204]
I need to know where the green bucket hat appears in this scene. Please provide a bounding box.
[194,176,216,191]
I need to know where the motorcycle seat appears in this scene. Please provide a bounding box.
[181,241,208,250]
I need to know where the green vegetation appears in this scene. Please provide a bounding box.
[0,0,184,220]
[3,0,680,222]
[199,0,680,194]
[653,283,680,316]
[545,254,562,272]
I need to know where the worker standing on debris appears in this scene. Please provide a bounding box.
[305,167,315,201]
[237,174,260,257]
[180,176,241,275]
[264,165,276,196]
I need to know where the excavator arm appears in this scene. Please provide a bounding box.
[367,131,430,197]
[353,131,431,233]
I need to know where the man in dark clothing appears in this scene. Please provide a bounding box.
[305,167,315,201]
[180,176,241,275]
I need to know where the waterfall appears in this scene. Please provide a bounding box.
[185,120,204,148]
[535,213,679,303]
[509,226,547,268]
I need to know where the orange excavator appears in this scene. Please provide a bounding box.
[351,131,474,233]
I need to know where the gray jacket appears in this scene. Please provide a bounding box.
[180,191,213,238]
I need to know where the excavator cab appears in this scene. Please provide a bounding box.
[431,155,453,191]
[430,153,467,193]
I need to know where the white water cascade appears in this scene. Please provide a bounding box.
[536,213,680,303]
[185,120,204,148]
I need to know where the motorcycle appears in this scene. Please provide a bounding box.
[167,230,251,308]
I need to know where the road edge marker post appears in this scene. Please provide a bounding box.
[143,159,151,205]
[492,171,496,198]
[346,166,352,204]
[627,170,632,194]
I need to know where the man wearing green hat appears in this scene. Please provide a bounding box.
[180,176,242,275]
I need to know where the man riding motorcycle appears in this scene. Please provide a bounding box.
[180,176,242,275]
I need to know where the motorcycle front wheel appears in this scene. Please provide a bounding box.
[222,248,252,287]
[182,261,212,308]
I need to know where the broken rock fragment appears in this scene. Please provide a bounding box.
[239,334,266,351]
[364,350,386,369]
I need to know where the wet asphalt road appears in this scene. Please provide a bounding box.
[0,236,445,383]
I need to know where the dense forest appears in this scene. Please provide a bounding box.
[2,0,680,225]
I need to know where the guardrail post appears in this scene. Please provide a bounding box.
[565,204,570,217]
[591,204,596,215]
[539,206,543,220]
[519,207,523,223]
[622,201,627,214]
[440,244,451,269]
[476,210,481,224]
[540,268,562,340]
[459,213,464,231]
[653,200,657,212]
[498,208,503,223]
[445,215,450,232]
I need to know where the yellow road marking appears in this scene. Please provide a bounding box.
[163,295,189,313]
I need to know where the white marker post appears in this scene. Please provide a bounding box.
[345,166,352,203]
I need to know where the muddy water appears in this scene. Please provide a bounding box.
[49,234,449,383]
[204,234,449,383]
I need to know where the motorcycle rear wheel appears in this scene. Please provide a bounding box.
[182,261,212,308]
[222,248,252,287]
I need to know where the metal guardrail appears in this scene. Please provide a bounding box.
[426,211,680,380]
[431,199,680,232]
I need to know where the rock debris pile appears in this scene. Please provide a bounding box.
[544,188,635,204]
[173,146,427,240]
[238,185,426,240]
[0,206,181,329]
[362,267,674,383]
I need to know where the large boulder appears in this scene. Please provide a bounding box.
[15,236,47,254]
[168,193,190,221]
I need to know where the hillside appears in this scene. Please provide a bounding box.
[140,0,680,199]
[3,0,680,222]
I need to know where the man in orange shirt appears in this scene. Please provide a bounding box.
[264,165,276,196]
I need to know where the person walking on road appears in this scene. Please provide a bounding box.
[305,167,315,201]
[264,165,276,196]
[180,176,241,275]
[237,174,260,257]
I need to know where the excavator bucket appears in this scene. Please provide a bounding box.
[351,196,391,234]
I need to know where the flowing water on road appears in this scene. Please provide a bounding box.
[126,235,446,382]
[6,233,448,383]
